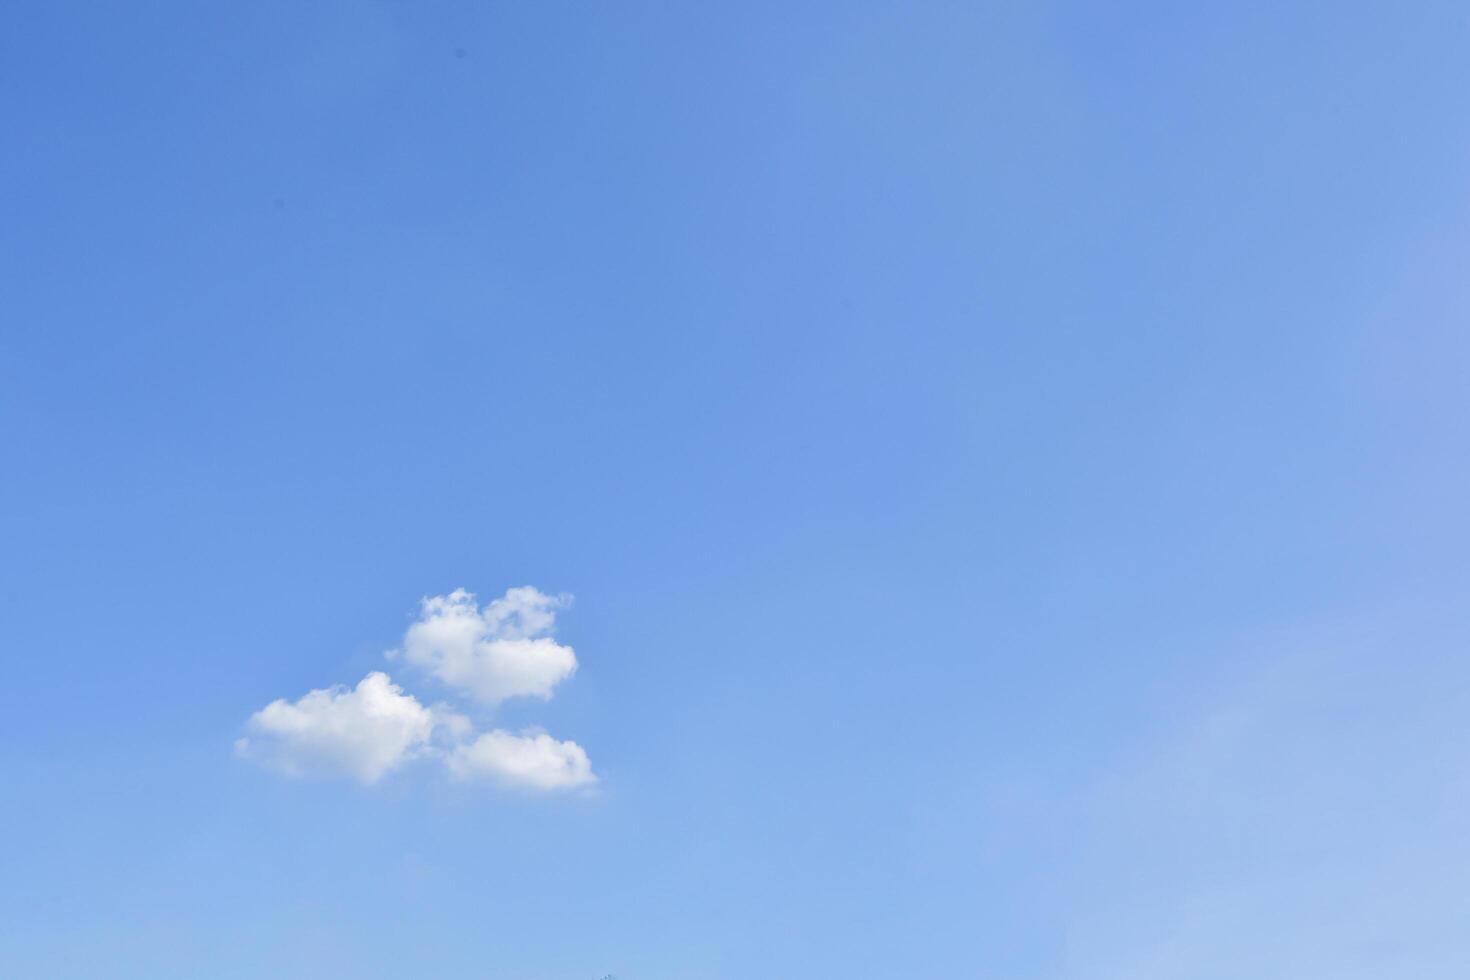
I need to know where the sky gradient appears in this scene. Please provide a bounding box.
[3,2,1470,978]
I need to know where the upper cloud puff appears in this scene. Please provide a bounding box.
[393,587,577,706]
[235,671,443,784]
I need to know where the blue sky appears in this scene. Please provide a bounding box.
[3,2,1469,977]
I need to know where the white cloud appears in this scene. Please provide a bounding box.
[236,671,444,784]
[393,587,578,706]
[239,587,599,792]
[446,729,598,790]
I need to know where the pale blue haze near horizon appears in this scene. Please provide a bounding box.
[3,2,1470,977]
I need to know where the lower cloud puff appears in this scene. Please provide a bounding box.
[446,729,598,790]
[235,671,437,784]
[238,671,597,791]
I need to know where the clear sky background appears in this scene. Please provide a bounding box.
[3,2,1470,978]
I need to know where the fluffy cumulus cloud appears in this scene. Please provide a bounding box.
[239,587,598,792]
[235,671,443,784]
[394,587,577,705]
[447,729,597,790]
